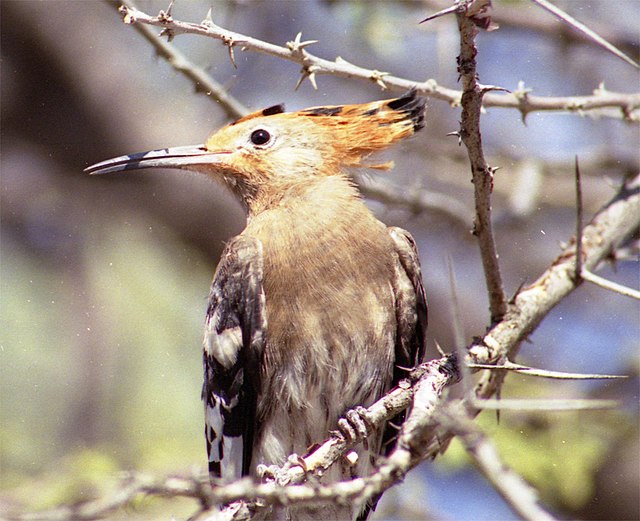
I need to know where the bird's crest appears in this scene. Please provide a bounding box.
[214,90,426,174]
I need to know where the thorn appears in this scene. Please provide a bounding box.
[158,1,174,23]
[220,36,246,69]
[228,44,237,68]
[294,72,306,91]
[120,5,136,24]
[509,280,527,304]
[479,83,511,95]
[160,28,175,42]
[574,155,584,281]
[295,66,319,91]
[202,8,215,28]
[287,32,319,53]
[420,4,460,24]
[513,80,532,99]
[447,130,462,146]
[308,70,318,90]
[370,70,389,90]
[514,80,532,125]
[335,56,355,67]
[593,81,607,96]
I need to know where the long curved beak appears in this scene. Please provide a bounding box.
[84,145,229,175]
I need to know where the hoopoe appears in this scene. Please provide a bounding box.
[85,90,428,520]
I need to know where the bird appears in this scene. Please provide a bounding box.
[85,90,428,520]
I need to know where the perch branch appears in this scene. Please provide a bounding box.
[530,0,639,69]
[7,356,461,521]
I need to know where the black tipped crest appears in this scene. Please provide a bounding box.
[261,104,285,116]
[387,89,426,132]
[303,105,344,117]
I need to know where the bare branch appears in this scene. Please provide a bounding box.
[116,3,640,121]
[471,398,619,411]
[259,355,460,488]
[575,156,584,280]
[455,0,508,323]
[353,173,471,226]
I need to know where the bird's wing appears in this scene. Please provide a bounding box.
[388,226,428,379]
[358,226,428,521]
[202,235,266,482]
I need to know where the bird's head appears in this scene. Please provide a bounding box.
[85,90,425,213]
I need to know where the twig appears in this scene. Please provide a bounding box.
[116,3,640,121]
[259,355,460,487]
[353,174,471,226]
[581,268,640,300]
[471,398,618,411]
[441,410,558,521]
[421,0,638,56]
[455,0,508,323]
[446,255,467,349]
[530,0,640,70]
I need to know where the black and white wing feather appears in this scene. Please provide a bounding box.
[388,226,428,377]
[202,235,266,481]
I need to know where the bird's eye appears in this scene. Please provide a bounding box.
[250,129,271,146]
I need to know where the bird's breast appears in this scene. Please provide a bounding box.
[246,193,398,413]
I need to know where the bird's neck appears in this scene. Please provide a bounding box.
[244,174,364,224]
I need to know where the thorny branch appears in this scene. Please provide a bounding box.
[116,1,640,121]
[468,172,640,403]
[453,0,508,323]
[104,0,247,119]
[530,0,639,69]
[421,0,638,56]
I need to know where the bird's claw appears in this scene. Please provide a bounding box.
[257,454,308,486]
[256,463,280,482]
[337,406,371,450]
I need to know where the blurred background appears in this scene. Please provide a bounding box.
[1,0,638,519]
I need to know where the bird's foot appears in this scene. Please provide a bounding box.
[257,453,307,486]
[256,463,280,482]
[337,406,372,450]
